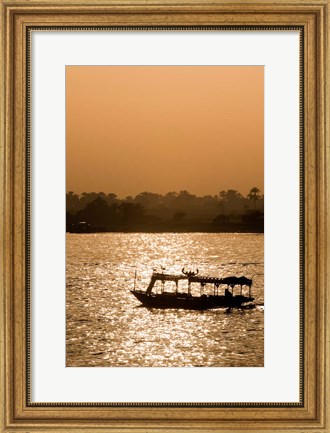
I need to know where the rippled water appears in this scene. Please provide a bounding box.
[66,233,264,367]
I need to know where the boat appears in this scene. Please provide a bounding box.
[130,268,254,310]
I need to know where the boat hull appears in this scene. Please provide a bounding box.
[131,290,254,310]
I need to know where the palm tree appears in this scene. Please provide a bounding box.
[66,191,80,213]
[218,189,243,214]
[247,187,262,210]
[177,190,196,207]
[80,192,98,208]
[135,192,162,208]
[107,193,118,204]
[164,191,178,207]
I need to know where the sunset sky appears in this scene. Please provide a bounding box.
[66,66,263,197]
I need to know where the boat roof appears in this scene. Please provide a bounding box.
[152,272,187,282]
[189,275,227,284]
[152,272,228,285]
[151,272,252,286]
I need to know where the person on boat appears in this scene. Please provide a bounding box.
[225,288,233,298]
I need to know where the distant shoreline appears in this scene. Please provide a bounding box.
[67,223,263,234]
[67,190,264,234]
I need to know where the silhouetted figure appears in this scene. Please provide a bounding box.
[225,288,233,298]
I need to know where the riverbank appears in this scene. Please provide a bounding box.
[66,220,263,233]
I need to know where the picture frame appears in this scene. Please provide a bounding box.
[0,0,329,431]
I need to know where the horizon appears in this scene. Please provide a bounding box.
[66,187,264,199]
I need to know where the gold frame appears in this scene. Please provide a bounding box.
[0,0,329,431]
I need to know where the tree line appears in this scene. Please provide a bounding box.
[66,188,264,233]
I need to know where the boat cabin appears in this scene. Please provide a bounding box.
[141,270,253,298]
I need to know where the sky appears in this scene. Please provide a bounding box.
[66,66,263,198]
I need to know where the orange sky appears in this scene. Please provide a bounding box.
[66,66,263,197]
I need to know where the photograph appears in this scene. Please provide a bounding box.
[65,65,264,367]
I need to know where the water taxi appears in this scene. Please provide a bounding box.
[131,268,254,310]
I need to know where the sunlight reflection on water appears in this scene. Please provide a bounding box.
[66,233,264,367]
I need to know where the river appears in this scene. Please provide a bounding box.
[66,233,264,367]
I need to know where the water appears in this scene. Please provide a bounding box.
[66,233,264,367]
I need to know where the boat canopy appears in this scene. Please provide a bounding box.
[150,272,252,287]
[152,272,187,282]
